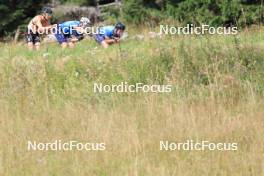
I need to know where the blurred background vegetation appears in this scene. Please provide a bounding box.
[0,0,263,39]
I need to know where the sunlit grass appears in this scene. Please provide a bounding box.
[0,28,264,176]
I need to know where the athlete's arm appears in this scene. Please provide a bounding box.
[71,26,84,42]
[113,37,121,43]
[34,16,55,33]
[73,26,85,34]
[104,36,117,44]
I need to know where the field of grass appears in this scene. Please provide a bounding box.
[1,27,264,175]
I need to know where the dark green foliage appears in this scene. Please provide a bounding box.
[168,0,262,27]
[122,0,263,27]
[58,0,96,5]
[122,0,148,24]
[0,0,49,37]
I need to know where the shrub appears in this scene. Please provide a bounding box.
[0,0,49,38]
[122,0,148,24]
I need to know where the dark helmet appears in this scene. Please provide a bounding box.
[41,7,53,15]
[115,22,126,31]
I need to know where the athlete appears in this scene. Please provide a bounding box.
[94,22,126,48]
[54,17,90,48]
[26,7,55,50]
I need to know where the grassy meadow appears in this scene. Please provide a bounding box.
[1,27,264,175]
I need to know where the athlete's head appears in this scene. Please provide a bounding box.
[114,22,126,37]
[41,7,53,20]
[80,17,91,28]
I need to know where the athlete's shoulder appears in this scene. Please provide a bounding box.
[62,21,80,26]
[32,15,43,22]
[101,26,115,33]
[69,21,80,25]
[105,26,115,30]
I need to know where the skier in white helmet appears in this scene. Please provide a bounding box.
[54,17,91,48]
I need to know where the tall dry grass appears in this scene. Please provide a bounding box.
[0,27,264,175]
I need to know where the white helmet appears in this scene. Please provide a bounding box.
[80,17,91,27]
